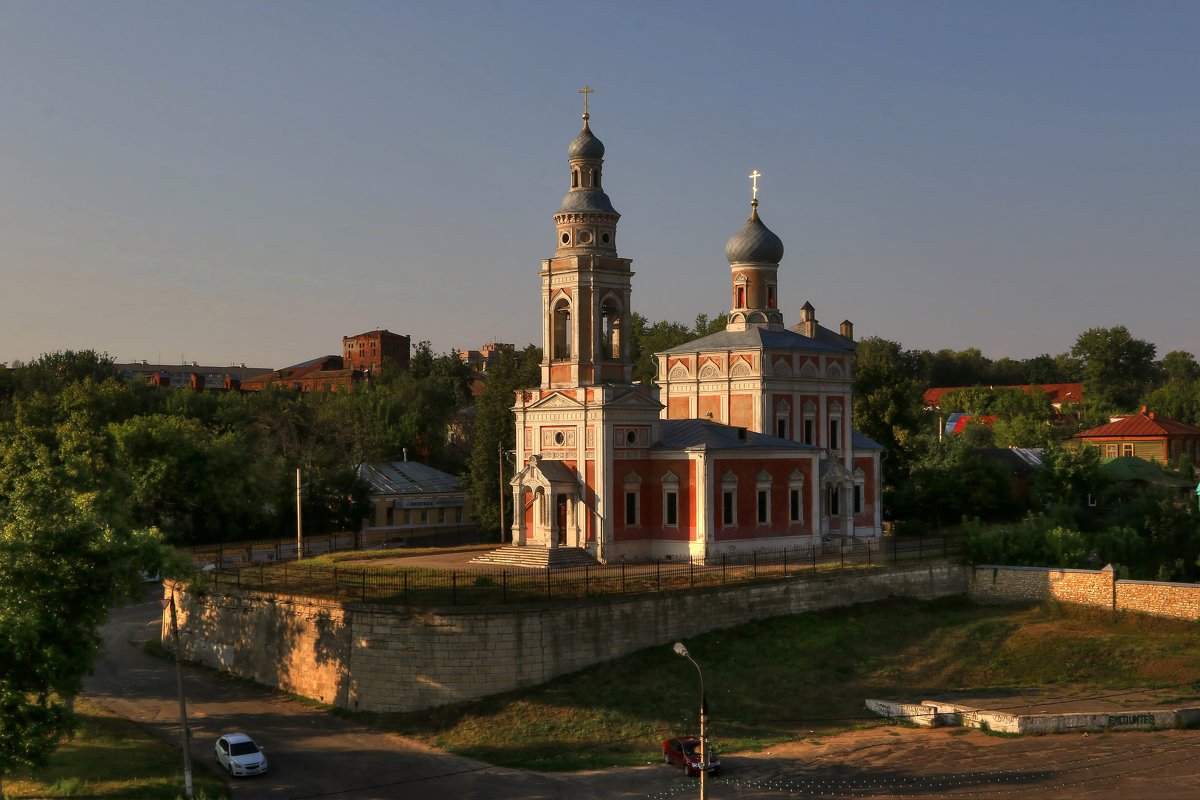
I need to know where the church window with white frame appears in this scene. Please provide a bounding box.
[662,471,680,527]
[756,469,772,524]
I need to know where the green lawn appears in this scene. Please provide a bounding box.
[4,699,227,800]
[361,597,1200,771]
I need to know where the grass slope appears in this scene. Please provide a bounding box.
[364,597,1200,771]
[4,699,228,800]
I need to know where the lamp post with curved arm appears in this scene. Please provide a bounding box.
[673,642,709,800]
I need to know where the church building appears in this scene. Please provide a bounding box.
[509,93,883,563]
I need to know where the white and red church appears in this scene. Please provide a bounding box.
[509,99,883,563]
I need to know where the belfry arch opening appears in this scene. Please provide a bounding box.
[600,297,623,360]
[552,298,572,360]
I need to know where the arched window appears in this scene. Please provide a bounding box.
[552,298,572,360]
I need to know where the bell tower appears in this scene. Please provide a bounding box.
[541,86,634,388]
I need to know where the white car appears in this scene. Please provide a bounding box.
[214,732,268,777]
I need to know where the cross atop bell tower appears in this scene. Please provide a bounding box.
[540,90,634,388]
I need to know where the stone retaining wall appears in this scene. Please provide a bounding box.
[165,563,966,713]
[969,564,1200,621]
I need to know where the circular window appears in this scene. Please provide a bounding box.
[555,431,565,446]
[578,230,592,244]
[626,430,637,445]
[561,232,570,244]
[601,232,611,244]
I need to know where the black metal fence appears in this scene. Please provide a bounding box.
[203,535,964,607]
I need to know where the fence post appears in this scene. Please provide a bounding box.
[722,553,727,583]
[502,571,507,604]
[584,565,589,598]
[361,570,367,603]
[656,560,660,591]
[690,558,694,588]
[753,550,757,579]
[783,548,788,577]
[622,562,627,594]
[546,568,552,601]
[452,571,458,605]
[868,539,872,567]
[403,571,408,605]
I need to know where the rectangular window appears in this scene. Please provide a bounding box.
[854,485,863,514]
[757,489,769,523]
[625,491,638,525]
[1122,443,1134,457]
[722,491,735,525]
[665,491,678,526]
[804,419,814,445]
[777,418,788,439]
[1106,444,1118,458]
[828,487,840,516]
[790,488,801,522]
[829,419,840,448]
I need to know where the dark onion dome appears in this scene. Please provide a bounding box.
[724,206,784,264]
[568,121,605,160]
[558,188,617,214]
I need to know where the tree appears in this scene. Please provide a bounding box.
[629,312,726,386]
[1160,350,1200,384]
[465,346,541,539]
[0,381,167,790]
[1033,443,1108,512]
[851,337,928,488]
[1070,326,1158,411]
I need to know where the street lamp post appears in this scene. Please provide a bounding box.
[673,642,709,800]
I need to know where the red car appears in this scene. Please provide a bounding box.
[662,737,721,776]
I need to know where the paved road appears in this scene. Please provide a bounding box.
[82,588,675,800]
[84,587,1200,800]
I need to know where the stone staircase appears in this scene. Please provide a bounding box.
[470,545,601,569]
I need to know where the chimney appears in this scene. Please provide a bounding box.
[840,320,854,340]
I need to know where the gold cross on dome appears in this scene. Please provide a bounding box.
[749,170,762,203]
[579,85,593,118]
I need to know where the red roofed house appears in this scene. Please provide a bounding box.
[1072,408,1200,467]
[922,384,1084,411]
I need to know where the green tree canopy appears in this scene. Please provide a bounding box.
[1071,325,1158,411]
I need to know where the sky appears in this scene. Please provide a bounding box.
[1,1,1197,370]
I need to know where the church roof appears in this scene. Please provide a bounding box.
[568,120,605,159]
[725,206,785,264]
[558,188,617,214]
[787,321,858,351]
[657,419,821,452]
[658,325,851,356]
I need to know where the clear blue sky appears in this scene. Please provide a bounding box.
[2,1,1197,369]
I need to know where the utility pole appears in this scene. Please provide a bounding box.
[296,468,303,561]
[165,592,193,798]
[498,442,506,544]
